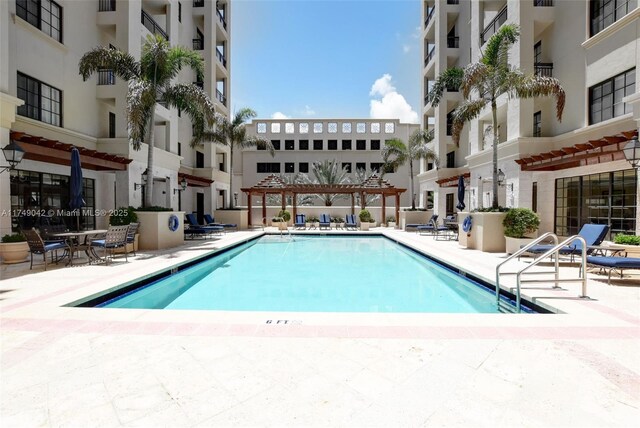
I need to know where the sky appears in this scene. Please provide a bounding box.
[230,0,422,123]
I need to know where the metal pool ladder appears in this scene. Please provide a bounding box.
[495,232,588,313]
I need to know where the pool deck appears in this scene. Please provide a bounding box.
[1,227,639,426]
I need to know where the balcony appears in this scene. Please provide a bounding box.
[193,38,204,50]
[533,0,553,6]
[97,69,115,85]
[216,49,227,68]
[424,6,435,29]
[141,9,168,41]
[480,6,507,44]
[193,0,204,6]
[424,47,435,66]
[534,62,553,77]
[217,9,227,30]
[447,36,459,48]
[98,0,116,12]
[216,89,227,106]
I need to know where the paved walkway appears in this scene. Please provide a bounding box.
[1,228,639,426]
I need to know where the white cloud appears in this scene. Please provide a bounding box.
[402,44,411,53]
[369,74,419,124]
[303,105,315,115]
[271,112,289,119]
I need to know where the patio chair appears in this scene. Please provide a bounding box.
[90,225,129,265]
[586,256,640,285]
[523,224,610,262]
[204,214,237,231]
[406,214,438,232]
[345,214,357,230]
[40,224,68,244]
[185,213,223,236]
[294,214,306,229]
[125,222,139,256]
[22,228,69,270]
[319,214,331,230]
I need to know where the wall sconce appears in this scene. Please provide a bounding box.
[623,134,640,168]
[173,177,188,194]
[497,169,506,186]
[508,182,514,192]
[1,141,25,173]
[233,192,238,206]
[134,169,148,191]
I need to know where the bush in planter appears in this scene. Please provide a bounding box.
[331,216,344,223]
[386,216,396,224]
[136,206,173,212]
[475,206,510,213]
[1,233,26,243]
[277,210,291,222]
[359,209,372,223]
[109,206,138,226]
[502,208,539,238]
[307,216,319,223]
[613,234,640,246]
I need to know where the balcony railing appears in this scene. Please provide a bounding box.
[193,0,204,6]
[424,47,435,66]
[97,69,115,85]
[533,0,553,6]
[481,6,507,44]
[193,81,204,89]
[216,89,227,106]
[424,6,435,28]
[534,62,553,77]
[446,84,458,92]
[193,38,204,50]
[216,49,227,68]
[447,36,459,48]
[98,0,116,12]
[141,9,168,41]
[217,9,227,30]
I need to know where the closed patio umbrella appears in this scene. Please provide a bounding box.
[69,147,85,231]
[456,175,466,211]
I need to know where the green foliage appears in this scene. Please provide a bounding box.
[109,206,138,226]
[386,216,396,223]
[135,206,173,212]
[502,208,540,238]
[359,209,372,223]
[613,234,640,246]
[307,216,320,223]
[277,210,291,222]
[1,233,26,243]
[475,206,510,213]
[331,216,344,223]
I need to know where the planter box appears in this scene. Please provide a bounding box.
[215,209,248,230]
[459,212,507,253]
[387,222,396,228]
[0,242,29,264]
[400,210,432,230]
[136,211,184,251]
[608,243,640,257]
[505,236,536,255]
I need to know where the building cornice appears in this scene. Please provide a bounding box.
[582,8,640,49]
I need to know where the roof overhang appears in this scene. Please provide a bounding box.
[436,172,470,188]
[178,172,214,187]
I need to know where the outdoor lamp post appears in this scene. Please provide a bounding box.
[497,169,506,186]
[134,169,148,191]
[1,141,25,173]
[233,192,238,207]
[174,177,188,194]
[623,135,640,168]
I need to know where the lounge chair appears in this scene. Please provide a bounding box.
[345,214,357,230]
[90,225,130,265]
[125,222,139,256]
[523,224,610,261]
[23,228,69,270]
[586,256,640,284]
[294,214,306,229]
[185,213,224,237]
[407,214,438,232]
[319,214,331,230]
[204,214,237,231]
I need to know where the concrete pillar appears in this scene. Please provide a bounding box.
[623,92,640,234]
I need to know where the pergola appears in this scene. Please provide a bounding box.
[241,174,406,226]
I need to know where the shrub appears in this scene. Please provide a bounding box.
[502,208,540,238]
[109,206,138,226]
[386,216,396,223]
[475,206,510,213]
[307,216,319,223]
[331,216,344,223]
[613,234,640,246]
[136,206,173,212]
[1,233,26,243]
[277,210,291,222]
[359,209,372,223]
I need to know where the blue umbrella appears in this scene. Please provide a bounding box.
[69,147,85,231]
[456,175,466,211]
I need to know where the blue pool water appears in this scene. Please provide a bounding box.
[100,236,501,313]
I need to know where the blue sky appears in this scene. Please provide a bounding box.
[231,0,421,122]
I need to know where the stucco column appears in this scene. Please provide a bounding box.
[0,93,25,236]
[623,92,640,234]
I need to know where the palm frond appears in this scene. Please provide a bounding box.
[140,35,171,84]
[232,108,258,128]
[451,99,488,145]
[513,75,566,121]
[163,46,204,83]
[163,83,216,124]
[461,63,490,99]
[126,80,156,150]
[78,45,139,81]
[482,24,519,68]
[241,136,275,156]
[428,67,464,106]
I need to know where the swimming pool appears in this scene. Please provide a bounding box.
[93,236,515,313]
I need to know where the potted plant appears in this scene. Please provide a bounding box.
[333,216,344,229]
[386,215,397,228]
[503,208,540,254]
[308,216,320,229]
[0,233,29,264]
[271,210,290,230]
[609,234,640,257]
[110,206,139,253]
[359,209,373,231]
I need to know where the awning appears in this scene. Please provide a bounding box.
[436,172,470,188]
[178,172,214,187]
[515,130,637,172]
[10,131,132,171]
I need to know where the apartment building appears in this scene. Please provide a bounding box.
[0,0,231,235]
[238,119,420,207]
[420,0,639,235]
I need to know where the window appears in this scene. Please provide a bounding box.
[271,140,281,150]
[299,140,309,150]
[370,162,385,172]
[285,140,294,150]
[532,182,538,213]
[178,142,182,156]
[313,140,323,150]
[342,122,352,133]
[342,162,352,173]
[371,122,380,133]
[313,122,323,133]
[356,140,366,150]
[534,41,542,64]
[384,122,394,133]
[342,140,352,150]
[178,108,181,117]
[590,0,635,37]
[446,194,454,216]
[328,122,337,133]
[589,68,635,124]
[257,122,267,133]
[17,72,62,126]
[257,163,280,173]
[108,112,115,138]
[17,0,62,42]
[285,162,295,173]
[356,162,366,171]
[299,162,309,173]
[446,151,455,168]
[196,151,204,168]
[217,153,226,171]
[356,123,366,133]
[271,123,281,133]
[299,123,309,133]
[446,110,454,136]
[533,111,542,137]
[370,140,380,150]
[328,140,337,150]
[178,2,182,22]
[285,122,294,134]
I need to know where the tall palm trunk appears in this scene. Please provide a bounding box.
[491,99,499,209]
[229,145,234,209]
[409,159,416,210]
[144,108,155,207]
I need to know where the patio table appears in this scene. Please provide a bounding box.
[50,229,108,266]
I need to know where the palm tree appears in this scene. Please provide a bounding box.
[79,35,217,207]
[353,167,381,206]
[266,173,314,206]
[382,131,438,210]
[428,24,565,209]
[311,159,350,206]
[201,108,274,208]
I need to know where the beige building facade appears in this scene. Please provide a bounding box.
[420,0,639,236]
[0,0,231,236]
